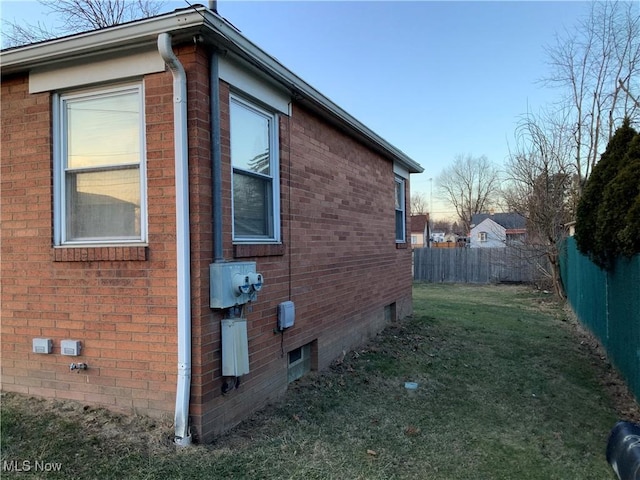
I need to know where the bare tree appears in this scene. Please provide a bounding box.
[431,219,451,233]
[504,112,575,298]
[2,0,165,47]
[437,154,501,235]
[543,1,640,188]
[410,192,429,215]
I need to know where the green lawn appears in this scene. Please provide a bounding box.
[1,284,628,479]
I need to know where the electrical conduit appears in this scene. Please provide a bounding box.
[210,49,224,263]
[157,32,192,447]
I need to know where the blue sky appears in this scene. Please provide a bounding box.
[1,0,590,218]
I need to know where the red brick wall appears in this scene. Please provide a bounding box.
[1,43,413,443]
[193,83,413,441]
[1,66,180,417]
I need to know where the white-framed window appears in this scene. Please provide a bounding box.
[479,232,488,242]
[395,176,406,243]
[54,83,147,245]
[230,94,280,243]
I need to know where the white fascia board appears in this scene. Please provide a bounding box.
[0,8,207,75]
[1,6,423,174]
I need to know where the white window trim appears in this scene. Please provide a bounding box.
[230,94,281,244]
[395,176,406,243]
[53,83,148,246]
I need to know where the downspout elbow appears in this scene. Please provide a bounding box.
[157,32,192,447]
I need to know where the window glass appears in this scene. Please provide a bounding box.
[230,95,279,242]
[66,169,140,239]
[67,92,139,168]
[395,177,406,242]
[58,85,145,244]
[230,101,270,175]
[233,173,272,237]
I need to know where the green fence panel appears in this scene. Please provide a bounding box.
[607,255,640,398]
[560,237,640,402]
[560,238,608,343]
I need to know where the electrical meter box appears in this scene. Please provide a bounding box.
[210,262,263,309]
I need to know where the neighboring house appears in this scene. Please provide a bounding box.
[469,213,526,248]
[410,214,429,248]
[443,233,457,243]
[0,5,422,444]
[431,231,446,243]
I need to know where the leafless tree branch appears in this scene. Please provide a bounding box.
[437,154,501,235]
[504,111,576,298]
[542,1,640,188]
[410,193,429,216]
[2,0,165,48]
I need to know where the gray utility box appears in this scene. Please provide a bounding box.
[210,261,263,309]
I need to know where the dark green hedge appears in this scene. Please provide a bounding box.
[575,118,640,269]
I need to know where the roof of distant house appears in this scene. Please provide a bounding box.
[471,213,526,230]
[410,214,428,232]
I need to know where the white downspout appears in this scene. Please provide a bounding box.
[157,32,192,447]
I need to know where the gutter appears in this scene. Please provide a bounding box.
[1,5,422,175]
[157,32,192,447]
[199,10,424,174]
[1,9,206,75]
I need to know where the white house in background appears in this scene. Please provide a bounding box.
[469,213,526,248]
[431,231,446,243]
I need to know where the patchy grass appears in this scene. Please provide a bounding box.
[2,284,637,479]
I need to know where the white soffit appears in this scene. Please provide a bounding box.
[29,48,166,93]
[219,55,290,115]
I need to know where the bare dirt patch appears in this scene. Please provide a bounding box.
[0,392,176,454]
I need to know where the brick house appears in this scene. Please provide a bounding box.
[0,6,422,444]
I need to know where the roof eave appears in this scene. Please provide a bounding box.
[199,11,423,173]
[0,8,207,75]
[0,6,423,174]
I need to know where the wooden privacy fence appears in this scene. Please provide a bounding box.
[413,246,547,284]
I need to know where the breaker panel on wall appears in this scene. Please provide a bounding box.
[210,261,264,380]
